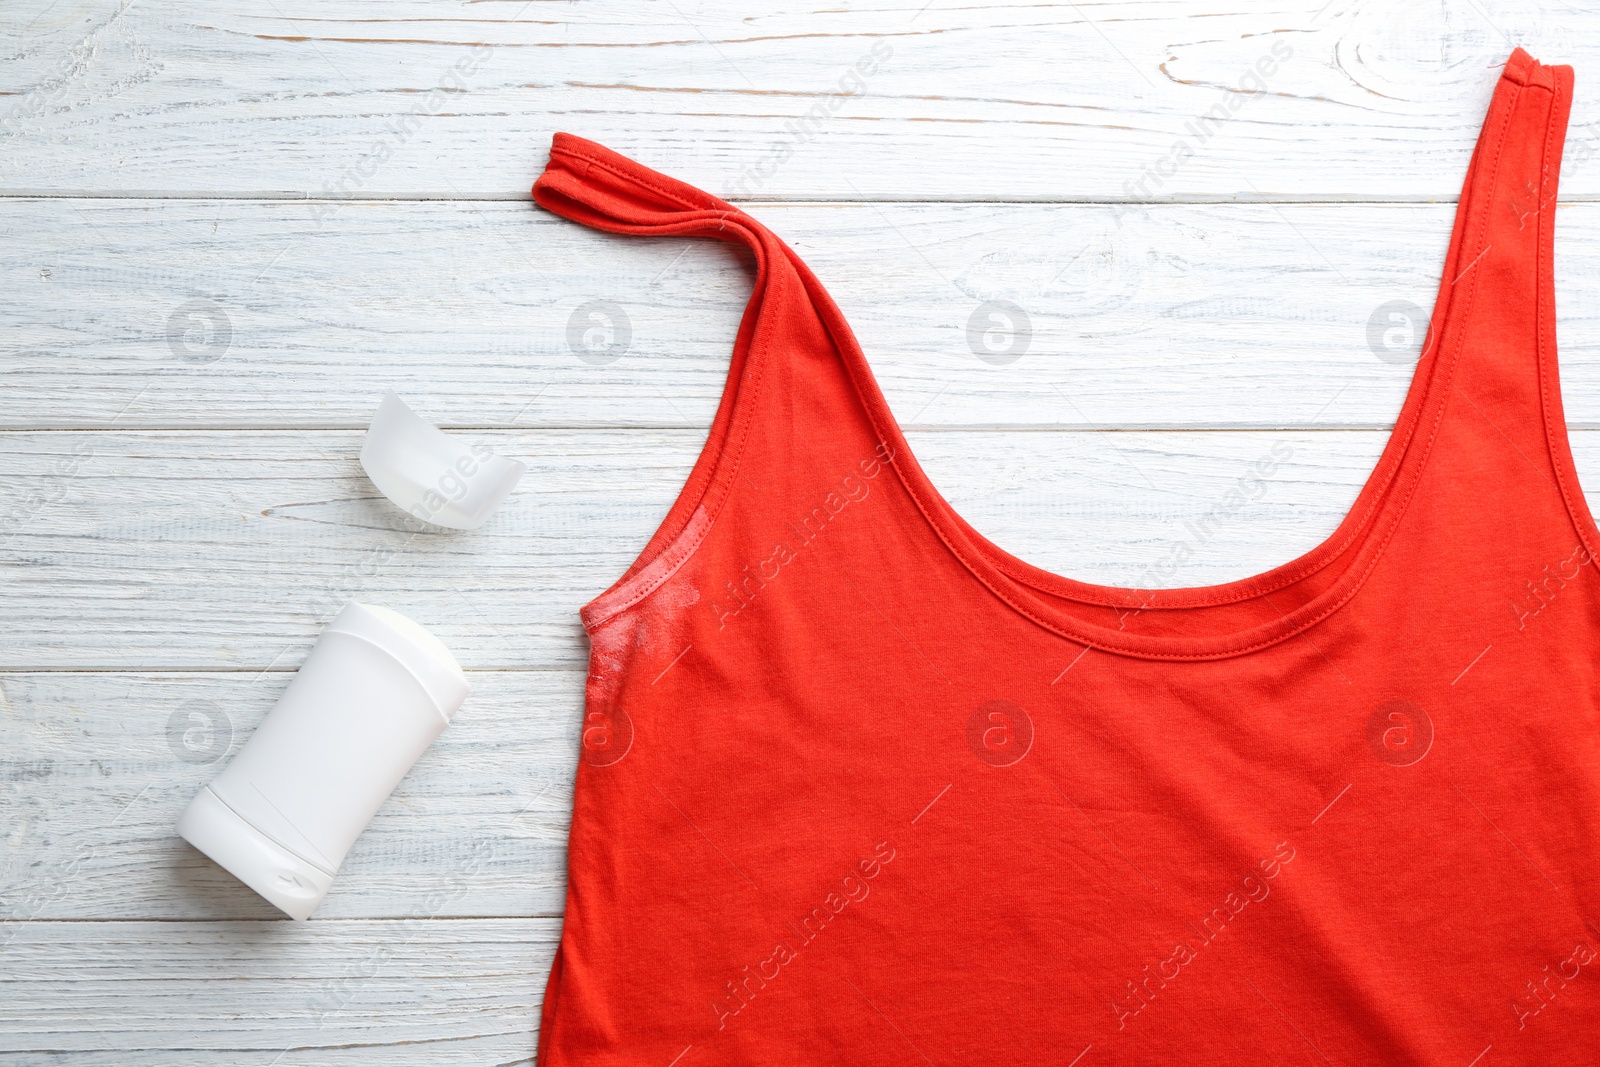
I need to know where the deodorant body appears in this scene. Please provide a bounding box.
[177,601,470,919]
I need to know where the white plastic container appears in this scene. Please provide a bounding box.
[177,601,470,920]
[359,391,526,530]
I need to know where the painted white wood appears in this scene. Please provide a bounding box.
[6,199,1600,431]
[2,1,1600,200]
[1,670,580,921]
[0,918,556,1062]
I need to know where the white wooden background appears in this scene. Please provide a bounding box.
[5,1,1600,1062]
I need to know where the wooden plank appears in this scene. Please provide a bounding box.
[7,199,1600,430]
[0,427,1594,688]
[9,425,1600,671]
[0,918,556,1061]
[2,1,1599,200]
[0,670,579,921]
[0,427,1410,670]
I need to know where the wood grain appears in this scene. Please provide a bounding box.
[1,670,579,921]
[2,1,1599,200]
[6,198,1600,430]
[0,918,555,1062]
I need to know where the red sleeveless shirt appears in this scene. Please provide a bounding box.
[532,47,1600,1065]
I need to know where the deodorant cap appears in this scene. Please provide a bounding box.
[359,391,526,530]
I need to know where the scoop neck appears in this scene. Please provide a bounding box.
[787,49,1544,661]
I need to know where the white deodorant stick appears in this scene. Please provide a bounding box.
[176,601,470,920]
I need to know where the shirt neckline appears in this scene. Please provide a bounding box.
[792,49,1539,661]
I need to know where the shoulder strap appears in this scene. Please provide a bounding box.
[1421,48,1591,551]
[1438,47,1571,369]
[533,134,877,631]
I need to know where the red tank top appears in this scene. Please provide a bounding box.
[532,47,1600,1065]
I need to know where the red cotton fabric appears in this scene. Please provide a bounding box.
[531,48,1600,1065]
